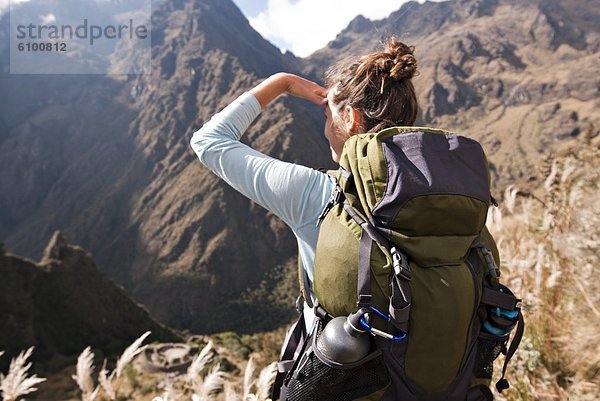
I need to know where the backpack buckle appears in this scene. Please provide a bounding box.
[316,185,344,227]
[295,295,304,314]
[332,185,344,204]
[357,294,372,307]
[391,246,411,281]
[480,246,501,280]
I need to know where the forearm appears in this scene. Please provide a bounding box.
[192,92,261,143]
[250,72,291,109]
[250,72,327,109]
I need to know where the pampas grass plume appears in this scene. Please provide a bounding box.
[115,331,151,378]
[0,347,46,401]
[98,359,116,400]
[187,341,215,384]
[255,362,276,401]
[243,357,255,397]
[72,346,96,397]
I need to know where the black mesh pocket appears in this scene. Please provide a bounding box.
[473,332,508,379]
[284,348,389,401]
[282,321,390,401]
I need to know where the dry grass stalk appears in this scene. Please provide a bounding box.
[100,331,153,399]
[115,331,151,379]
[223,382,239,400]
[255,363,276,401]
[243,357,255,397]
[191,364,227,400]
[0,347,46,401]
[187,341,215,384]
[493,145,599,400]
[504,185,518,215]
[72,346,98,400]
[98,359,115,400]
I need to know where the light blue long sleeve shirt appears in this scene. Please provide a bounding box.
[190,92,335,320]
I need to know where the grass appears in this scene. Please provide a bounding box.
[63,333,275,401]
[488,142,599,400]
[0,347,47,401]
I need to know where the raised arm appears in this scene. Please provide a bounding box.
[250,72,327,109]
[190,74,332,230]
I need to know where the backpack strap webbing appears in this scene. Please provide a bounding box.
[358,230,374,306]
[466,384,494,401]
[481,288,520,311]
[272,301,308,401]
[342,200,389,246]
[496,311,525,392]
[342,199,412,331]
[300,260,314,308]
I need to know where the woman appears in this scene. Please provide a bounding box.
[190,38,418,329]
[191,39,422,401]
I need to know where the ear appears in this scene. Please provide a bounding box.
[343,106,362,133]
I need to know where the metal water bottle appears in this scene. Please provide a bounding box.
[316,310,371,364]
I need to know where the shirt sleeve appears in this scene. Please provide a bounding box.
[190,92,333,230]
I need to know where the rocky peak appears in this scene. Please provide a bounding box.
[456,0,498,17]
[0,238,180,370]
[346,14,373,34]
[41,231,69,262]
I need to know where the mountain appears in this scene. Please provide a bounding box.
[303,0,600,187]
[0,232,179,372]
[101,0,332,332]
[0,0,331,333]
[0,0,598,334]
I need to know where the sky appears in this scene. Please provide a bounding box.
[233,0,430,57]
[1,0,439,58]
[0,0,30,14]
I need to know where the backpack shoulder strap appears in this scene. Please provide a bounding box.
[272,299,308,400]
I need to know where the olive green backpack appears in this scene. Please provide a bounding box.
[275,127,523,401]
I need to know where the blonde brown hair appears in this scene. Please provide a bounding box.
[326,37,419,133]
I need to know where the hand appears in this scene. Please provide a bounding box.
[285,74,328,106]
[250,73,327,109]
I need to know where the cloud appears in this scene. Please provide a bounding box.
[40,12,55,24]
[0,0,31,14]
[248,0,438,57]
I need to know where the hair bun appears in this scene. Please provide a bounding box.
[384,37,418,80]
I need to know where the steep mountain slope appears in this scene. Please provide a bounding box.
[0,2,150,287]
[114,0,333,331]
[304,0,600,188]
[0,0,331,333]
[0,232,179,371]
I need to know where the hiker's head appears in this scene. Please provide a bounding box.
[324,37,419,162]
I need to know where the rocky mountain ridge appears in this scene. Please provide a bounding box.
[0,0,329,333]
[0,232,179,372]
[303,0,599,186]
